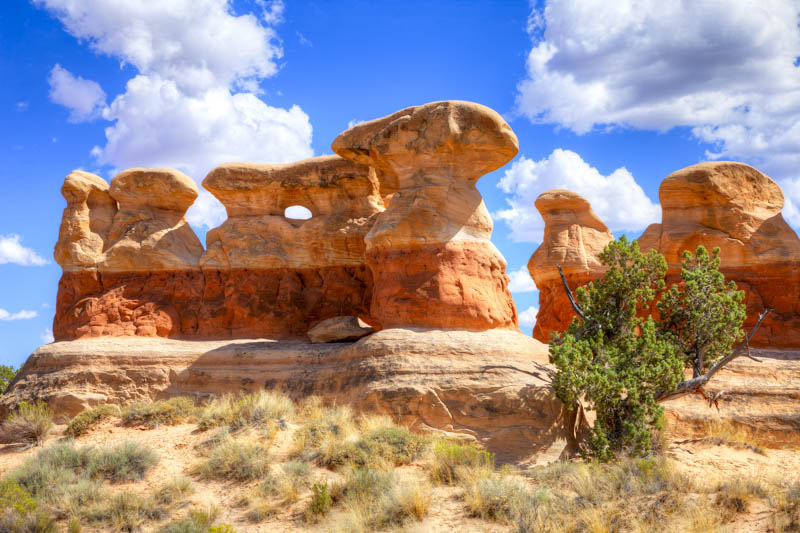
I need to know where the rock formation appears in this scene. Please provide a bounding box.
[2,330,584,463]
[529,190,613,342]
[638,161,800,347]
[332,101,519,331]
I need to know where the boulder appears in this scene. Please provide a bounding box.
[308,316,374,343]
[529,190,612,341]
[332,101,519,331]
[2,329,584,463]
[638,162,800,347]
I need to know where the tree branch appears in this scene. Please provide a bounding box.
[655,308,771,403]
[558,265,585,320]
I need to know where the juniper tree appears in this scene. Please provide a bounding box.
[549,238,754,459]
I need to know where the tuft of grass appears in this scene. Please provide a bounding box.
[0,400,54,447]
[155,506,220,533]
[198,390,294,431]
[327,425,426,470]
[699,420,766,454]
[428,439,495,486]
[292,402,357,462]
[87,440,159,482]
[122,396,195,428]
[304,480,333,523]
[464,475,532,523]
[192,433,270,481]
[84,491,168,530]
[65,405,120,438]
[155,477,195,506]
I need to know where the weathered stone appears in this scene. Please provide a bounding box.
[307,316,374,343]
[332,101,519,331]
[529,190,613,342]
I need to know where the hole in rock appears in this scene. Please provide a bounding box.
[284,205,313,220]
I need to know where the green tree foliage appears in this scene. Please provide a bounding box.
[0,365,17,394]
[550,238,746,460]
[658,246,746,378]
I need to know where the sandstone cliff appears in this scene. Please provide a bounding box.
[332,101,519,331]
[528,190,612,342]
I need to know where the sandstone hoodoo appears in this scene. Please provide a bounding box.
[332,101,519,331]
[638,161,800,347]
[528,190,613,342]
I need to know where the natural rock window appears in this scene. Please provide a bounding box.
[284,205,312,220]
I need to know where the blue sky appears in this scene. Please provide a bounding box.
[2,0,800,369]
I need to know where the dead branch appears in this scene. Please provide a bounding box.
[558,265,586,320]
[655,308,771,403]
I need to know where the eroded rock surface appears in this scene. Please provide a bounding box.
[333,101,519,331]
[3,329,583,464]
[307,316,374,343]
[638,162,800,347]
[529,190,612,342]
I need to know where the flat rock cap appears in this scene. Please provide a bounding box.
[109,168,198,212]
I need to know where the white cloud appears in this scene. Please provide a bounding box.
[347,119,364,129]
[36,0,314,229]
[517,1,800,224]
[48,64,106,122]
[0,309,38,321]
[0,235,48,266]
[16,101,29,112]
[518,306,539,328]
[41,328,55,344]
[507,267,537,293]
[497,149,660,242]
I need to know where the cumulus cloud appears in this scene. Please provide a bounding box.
[0,235,48,266]
[507,267,537,293]
[36,0,314,228]
[0,309,38,321]
[518,306,539,328]
[497,149,660,242]
[48,64,106,122]
[517,1,800,229]
[41,328,55,343]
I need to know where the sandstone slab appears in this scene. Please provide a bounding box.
[307,316,374,343]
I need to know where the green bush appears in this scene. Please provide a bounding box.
[122,397,195,428]
[0,364,17,394]
[0,400,54,446]
[87,440,159,482]
[327,426,425,469]
[428,440,495,485]
[192,435,270,481]
[65,405,120,437]
[304,481,332,522]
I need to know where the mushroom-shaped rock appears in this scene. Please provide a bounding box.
[638,161,800,347]
[100,168,204,271]
[529,190,613,342]
[54,170,116,270]
[333,101,519,331]
[195,155,382,339]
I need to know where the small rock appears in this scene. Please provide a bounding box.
[307,316,373,343]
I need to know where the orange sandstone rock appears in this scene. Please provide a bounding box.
[332,100,519,330]
[638,162,800,347]
[529,190,613,342]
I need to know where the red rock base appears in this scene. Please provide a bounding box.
[366,241,518,330]
[54,267,373,340]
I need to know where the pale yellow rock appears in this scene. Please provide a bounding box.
[307,315,374,343]
[200,155,384,269]
[54,170,116,271]
[99,168,204,271]
[2,329,583,463]
[638,161,800,266]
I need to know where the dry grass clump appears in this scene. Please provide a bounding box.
[191,432,270,481]
[197,390,294,431]
[327,422,426,470]
[83,491,169,530]
[154,506,233,533]
[699,420,766,454]
[292,399,357,462]
[65,404,120,437]
[770,481,800,532]
[428,439,495,485]
[122,396,195,428]
[0,400,54,447]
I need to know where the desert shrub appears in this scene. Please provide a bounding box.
[0,479,56,533]
[304,481,332,523]
[0,401,54,446]
[192,434,270,481]
[122,396,195,428]
[155,477,195,506]
[292,403,356,461]
[428,439,495,485]
[0,364,17,394]
[197,390,294,431]
[84,491,168,530]
[86,440,159,482]
[65,405,119,437]
[464,476,533,522]
[155,506,219,533]
[327,425,425,469]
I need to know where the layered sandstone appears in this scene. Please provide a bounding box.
[529,190,613,342]
[2,329,583,463]
[53,157,383,340]
[332,100,519,330]
[638,162,800,347]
